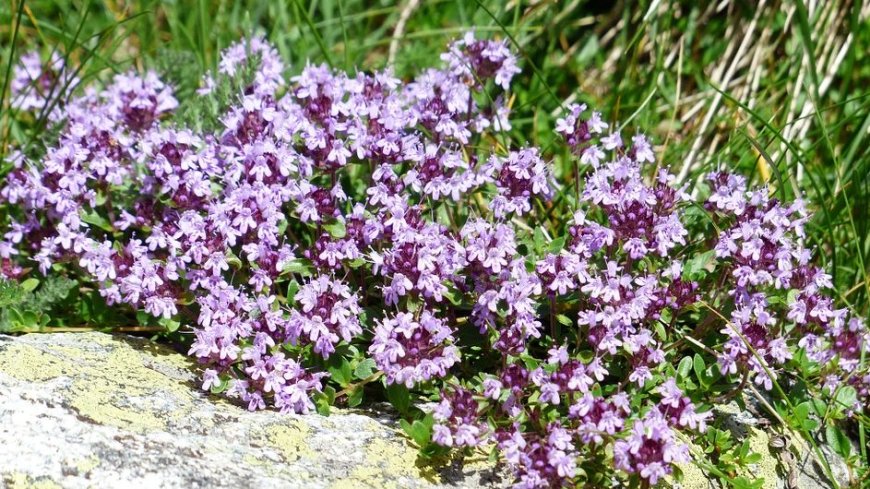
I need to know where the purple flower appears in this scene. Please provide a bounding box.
[287,275,362,358]
[614,410,690,485]
[431,388,489,449]
[481,148,553,218]
[369,309,460,387]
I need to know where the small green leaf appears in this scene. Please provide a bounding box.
[810,399,828,418]
[324,385,336,404]
[81,210,115,232]
[556,314,573,326]
[136,310,152,326]
[225,250,242,269]
[794,401,810,420]
[693,354,709,387]
[20,278,39,293]
[385,383,411,414]
[683,250,716,280]
[327,356,353,387]
[347,386,364,407]
[286,280,300,303]
[400,419,414,439]
[314,386,336,416]
[159,316,181,333]
[744,452,762,464]
[405,296,422,313]
[209,375,230,394]
[20,310,40,328]
[731,476,765,489]
[533,227,546,252]
[353,358,376,380]
[677,356,693,379]
[323,220,346,239]
[402,416,435,450]
[281,259,313,277]
[520,353,540,371]
[653,320,667,341]
[826,425,852,458]
[548,236,566,253]
[411,421,431,446]
[835,386,857,409]
[443,282,463,306]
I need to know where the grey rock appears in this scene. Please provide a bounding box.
[0,333,503,489]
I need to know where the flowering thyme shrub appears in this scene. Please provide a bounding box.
[2,34,867,487]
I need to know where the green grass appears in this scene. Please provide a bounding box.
[2,0,869,482]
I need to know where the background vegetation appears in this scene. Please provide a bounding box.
[2,0,868,318]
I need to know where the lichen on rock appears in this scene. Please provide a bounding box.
[0,332,503,488]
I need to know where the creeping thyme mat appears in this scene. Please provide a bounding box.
[1,34,866,488]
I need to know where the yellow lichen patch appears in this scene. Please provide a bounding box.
[669,460,713,489]
[463,455,495,471]
[66,346,198,432]
[74,455,100,474]
[0,333,199,432]
[0,344,67,381]
[242,454,271,468]
[265,422,314,463]
[2,473,63,489]
[68,380,164,431]
[0,334,199,433]
[330,436,437,489]
[368,437,426,479]
[44,345,104,363]
[742,427,780,489]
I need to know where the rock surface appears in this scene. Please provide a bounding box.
[0,332,855,489]
[0,333,503,489]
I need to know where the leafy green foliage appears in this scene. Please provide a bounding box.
[0,276,77,332]
[0,279,25,309]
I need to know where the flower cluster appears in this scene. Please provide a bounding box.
[614,410,690,485]
[705,171,870,404]
[369,310,459,387]
[3,34,867,488]
[287,276,362,358]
